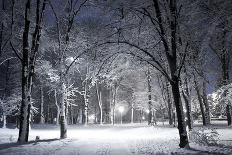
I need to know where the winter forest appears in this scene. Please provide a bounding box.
[0,0,232,155]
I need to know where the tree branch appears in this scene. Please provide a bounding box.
[100,40,170,80]
[10,41,22,62]
[177,42,189,78]
[0,57,18,66]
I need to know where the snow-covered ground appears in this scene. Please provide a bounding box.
[0,122,232,155]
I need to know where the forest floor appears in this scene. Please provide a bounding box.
[0,122,232,155]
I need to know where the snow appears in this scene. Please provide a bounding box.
[0,123,232,155]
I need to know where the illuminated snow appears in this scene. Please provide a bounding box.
[0,123,232,155]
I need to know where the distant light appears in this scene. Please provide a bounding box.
[118,106,124,113]
[69,57,74,62]
[146,110,149,114]
[183,108,187,113]
[142,116,145,120]
[66,57,74,65]
[89,115,95,120]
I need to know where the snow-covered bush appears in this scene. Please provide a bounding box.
[189,128,220,146]
[0,93,21,116]
[209,83,232,116]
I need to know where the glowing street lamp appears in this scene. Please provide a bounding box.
[142,116,145,120]
[118,106,124,124]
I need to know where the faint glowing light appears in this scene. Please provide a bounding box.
[69,57,74,62]
[66,57,74,65]
[142,116,145,120]
[89,115,95,120]
[183,108,187,113]
[118,106,124,113]
[118,106,124,124]
[146,109,149,114]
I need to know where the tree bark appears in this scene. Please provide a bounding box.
[194,81,206,126]
[60,82,67,138]
[40,85,45,124]
[170,78,189,148]
[54,89,59,125]
[182,90,193,130]
[70,104,74,124]
[0,0,6,57]
[181,72,193,130]
[78,108,83,124]
[96,81,103,125]
[166,80,173,125]
[220,28,230,87]
[2,114,6,128]
[84,81,89,125]
[110,84,117,125]
[146,68,152,125]
[18,0,46,142]
[18,0,32,143]
[131,106,134,124]
[202,81,210,125]
[226,104,232,126]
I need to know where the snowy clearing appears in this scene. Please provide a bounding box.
[0,123,232,155]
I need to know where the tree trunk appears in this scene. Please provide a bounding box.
[78,108,83,124]
[18,0,46,142]
[221,28,230,87]
[0,0,5,57]
[220,27,230,126]
[226,104,232,126]
[131,106,134,124]
[64,83,69,124]
[166,81,173,125]
[110,85,117,125]
[194,81,206,126]
[169,1,189,146]
[60,82,67,139]
[18,0,31,143]
[173,111,176,127]
[1,60,10,129]
[99,102,103,125]
[181,73,193,130]
[96,82,103,125]
[94,105,97,123]
[152,110,157,125]
[2,114,6,128]
[202,81,210,125]
[182,90,193,130]
[170,78,189,148]
[152,0,189,147]
[54,89,59,125]
[40,85,45,124]
[110,106,115,125]
[84,82,89,126]
[83,65,89,126]
[69,104,73,124]
[146,68,152,125]
[18,77,31,142]
[83,82,89,126]
[84,104,88,125]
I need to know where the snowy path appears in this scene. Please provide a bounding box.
[0,124,232,155]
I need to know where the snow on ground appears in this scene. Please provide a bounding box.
[0,122,232,155]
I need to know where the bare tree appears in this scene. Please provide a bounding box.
[15,0,47,142]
